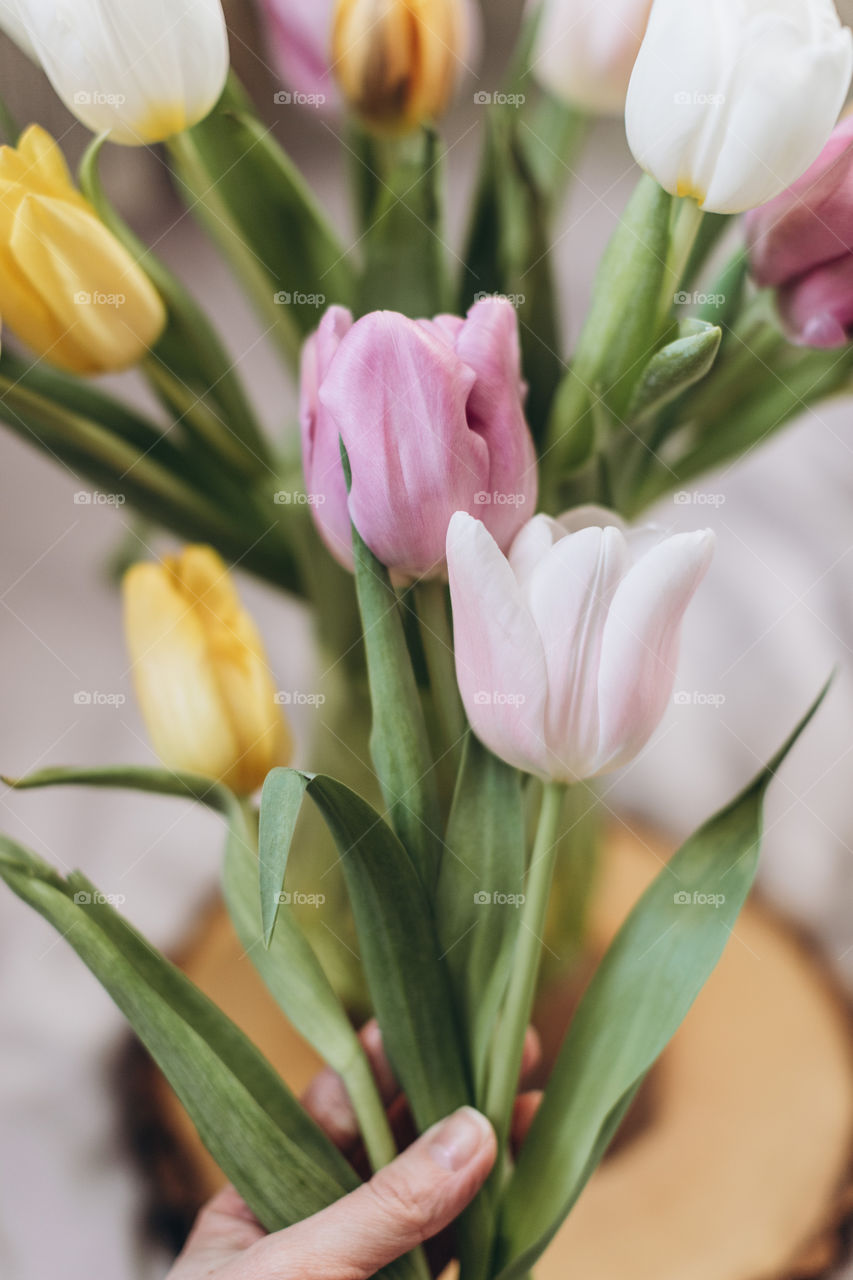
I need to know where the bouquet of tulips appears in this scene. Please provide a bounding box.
[2,0,853,1275]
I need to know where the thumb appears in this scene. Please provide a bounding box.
[250,1107,496,1279]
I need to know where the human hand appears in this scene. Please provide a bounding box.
[167,1022,542,1280]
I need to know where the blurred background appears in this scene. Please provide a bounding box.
[2,1,853,1276]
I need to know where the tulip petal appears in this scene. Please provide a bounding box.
[525,526,629,781]
[447,512,550,777]
[261,0,339,110]
[300,305,356,567]
[533,0,652,116]
[20,0,229,145]
[595,530,715,774]
[454,298,538,546]
[319,311,486,579]
[777,252,853,347]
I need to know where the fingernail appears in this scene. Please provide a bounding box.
[427,1107,493,1172]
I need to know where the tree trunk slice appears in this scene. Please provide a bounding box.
[126,827,853,1277]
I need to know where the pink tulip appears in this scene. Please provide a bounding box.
[446,507,714,783]
[746,115,853,348]
[299,299,538,581]
[260,0,340,111]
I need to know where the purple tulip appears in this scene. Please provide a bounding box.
[746,115,853,348]
[299,299,538,581]
[446,507,714,783]
[260,0,340,112]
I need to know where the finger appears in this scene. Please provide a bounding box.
[249,1107,496,1280]
[510,1090,543,1155]
[300,1020,400,1152]
[178,1185,265,1261]
[519,1026,542,1087]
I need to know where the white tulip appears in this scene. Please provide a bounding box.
[0,0,36,57]
[532,0,654,116]
[3,0,230,146]
[625,0,853,214]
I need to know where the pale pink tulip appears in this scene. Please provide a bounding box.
[746,115,853,347]
[261,0,340,111]
[446,507,714,782]
[299,299,537,581]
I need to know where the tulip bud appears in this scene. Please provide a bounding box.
[4,0,229,145]
[446,507,714,783]
[532,0,653,117]
[123,546,292,796]
[261,0,340,112]
[625,0,853,215]
[300,298,538,581]
[746,115,853,348]
[331,0,474,133]
[0,126,166,374]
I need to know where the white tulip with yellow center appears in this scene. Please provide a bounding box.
[123,546,293,796]
[1,0,230,145]
[625,0,853,214]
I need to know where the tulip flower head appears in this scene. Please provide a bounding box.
[332,0,475,132]
[446,507,714,783]
[300,298,538,581]
[746,114,853,348]
[532,0,654,117]
[2,0,229,145]
[626,0,853,215]
[262,0,340,111]
[0,126,166,373]
[123,546,292,796]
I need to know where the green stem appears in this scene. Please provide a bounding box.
[656,197,705,331]
[484,782,566,1151]
[415,580,467,763]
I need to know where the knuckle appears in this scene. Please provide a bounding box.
[366,1168,431,1236]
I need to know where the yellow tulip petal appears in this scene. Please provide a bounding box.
[10,193,166,372]
[124,548,292,795]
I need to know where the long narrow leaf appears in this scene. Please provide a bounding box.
[494,684,829,1279]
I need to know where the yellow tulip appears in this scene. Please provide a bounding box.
[123,546,293,796]
[332,0,470,133]
[0,126,166,374]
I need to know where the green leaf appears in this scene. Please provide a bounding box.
[259,767,311,945]
[224,817,398,1172]
[349,512,442,886]
[436,735,526,1097]
[169,77,355,365]
[627,319,722,425]
[79,134,271,470]
[0,838,359,1223]
[2,763,234,811]
[357,129,449,318]
[260,769,470,1132]
[494,683,830,1279]
[547,175,673,472]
